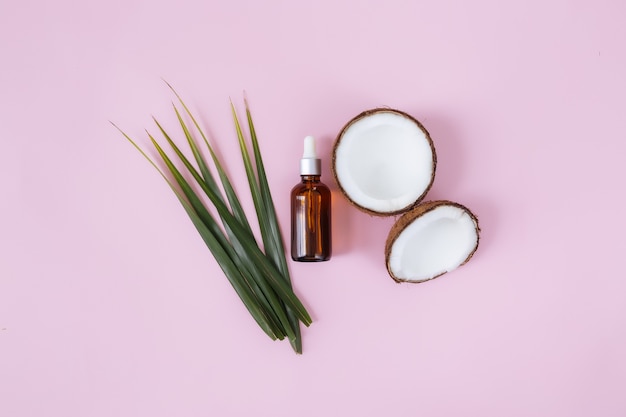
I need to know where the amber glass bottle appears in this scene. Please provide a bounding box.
[291,136,332,262]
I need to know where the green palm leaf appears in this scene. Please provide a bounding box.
[111,123,280,340]
[151,121,296,341]
[232,102,303,352]
[167,85,306,352]
[149,134,311,326]
[113,88,312,353]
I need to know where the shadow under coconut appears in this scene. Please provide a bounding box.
[416,112,467,200]
[415,112,497,260]
[457,195,498,261]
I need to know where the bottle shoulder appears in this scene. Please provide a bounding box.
[290,178,331,195]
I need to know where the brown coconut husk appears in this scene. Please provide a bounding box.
[384,200,480,283]
[331,108,437,217]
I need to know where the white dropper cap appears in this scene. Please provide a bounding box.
[300,135,322,175]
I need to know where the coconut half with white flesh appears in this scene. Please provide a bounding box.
[385,201,480,283]
[332,108,436,216]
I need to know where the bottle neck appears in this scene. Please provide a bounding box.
[301,175,320,183]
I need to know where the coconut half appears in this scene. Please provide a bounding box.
[332,108,436,216]
[385,201,480,283]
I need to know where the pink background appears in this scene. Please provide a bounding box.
[2,1,626,416]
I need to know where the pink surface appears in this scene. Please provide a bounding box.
[2,1,626,416]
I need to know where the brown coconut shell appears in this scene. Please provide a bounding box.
[384,200,480,284]
[331,108,437,217]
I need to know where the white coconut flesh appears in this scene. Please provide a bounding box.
[387,204,479,282]
[334,110,435,214]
